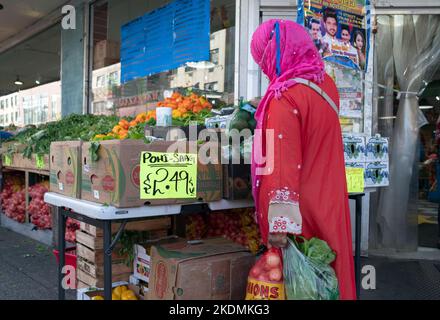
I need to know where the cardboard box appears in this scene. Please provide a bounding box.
[133,236,182,283]
[345,162,365,169]
[50,141,82,198]
[144,125,210,141]
[81,140,223,207]
[148,238,255,300]
[79,217,171,237]
[128,283,148,300]
[343,135,365,162]
[365,136,389,162]
[94,40,120,61]
[223,163,252,200]
[364,161,389,187]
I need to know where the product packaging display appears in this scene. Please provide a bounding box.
[365,135,389,162]
[343,134,365,162]
[364,161,390,187]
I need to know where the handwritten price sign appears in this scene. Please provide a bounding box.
[140,151,197,199]
[346,167,364,193]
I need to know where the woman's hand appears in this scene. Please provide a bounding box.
[268,233,288,248]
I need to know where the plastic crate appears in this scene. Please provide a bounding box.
[53,247,77,269]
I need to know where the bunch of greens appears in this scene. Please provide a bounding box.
[6,114,119,158]
[292,236,336,265]
[117,230,166,267]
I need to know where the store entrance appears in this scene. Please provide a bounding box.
[418,80,440,249]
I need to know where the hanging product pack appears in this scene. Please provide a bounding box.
[282,237,339,300]
[245,247,285,300]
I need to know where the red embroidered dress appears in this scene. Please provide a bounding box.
[257,74,356,300]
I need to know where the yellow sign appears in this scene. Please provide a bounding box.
[140,151,197,199]
[346,167,365,193]
[36,154,45,169]
[3,154,12,166]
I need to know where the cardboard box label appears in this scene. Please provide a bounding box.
[154,261,169,299]
[140,152,197,199]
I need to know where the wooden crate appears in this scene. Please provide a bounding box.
[76,230,103,250]
[76,280,91,289]
[76,243,127,265]
[76,218,171,289]
[79,217,172,237]
[77,268,131,288]
[77,256,132,278]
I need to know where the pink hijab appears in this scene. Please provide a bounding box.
[250,19,325,219]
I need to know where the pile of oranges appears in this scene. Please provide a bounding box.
[93,110,156,141]
[92,92,212,141]
[158,92,212,119]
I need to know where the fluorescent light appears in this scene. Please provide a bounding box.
[14,76,23,86]
[379,116,396,120]
[419,105,433,110]
[186,61,216,69]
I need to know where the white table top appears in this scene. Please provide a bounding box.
[44,192,254,221]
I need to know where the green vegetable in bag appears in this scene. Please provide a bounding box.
[283,237,339,300]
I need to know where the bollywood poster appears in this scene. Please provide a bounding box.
[297,0,370,71]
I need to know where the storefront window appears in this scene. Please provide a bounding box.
[90,0,236,116]
[373,14,440,251]
[0,23,61,127]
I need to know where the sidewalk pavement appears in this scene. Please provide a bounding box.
[0,226,439,300]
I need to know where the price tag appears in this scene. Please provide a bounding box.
[140,151,197,199]
[59,183,64,191]
[4,154,12,166]
[346,168,364,193]
[36,154,45,169]
[93,190,100,199]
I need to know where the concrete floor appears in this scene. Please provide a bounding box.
[0,227,75,300]
[0,226,439,300]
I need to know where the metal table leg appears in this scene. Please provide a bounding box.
[354,195,362,300]
[57,207,66,300]
[103,220,112,300]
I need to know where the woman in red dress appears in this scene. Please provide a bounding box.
[250,19,356,300]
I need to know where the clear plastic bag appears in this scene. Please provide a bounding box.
[282,237,339,300]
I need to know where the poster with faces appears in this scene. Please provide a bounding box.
[298,0,370,71]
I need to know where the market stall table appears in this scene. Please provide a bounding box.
[44,192,254,300]
[46,192,365,300]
